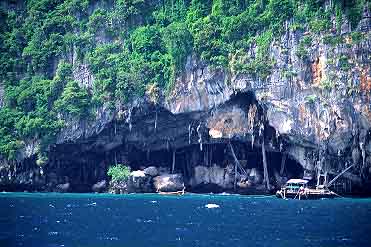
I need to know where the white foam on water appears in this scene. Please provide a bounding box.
[205,203,220,209]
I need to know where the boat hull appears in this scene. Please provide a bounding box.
[158,190,185,195]
[276,190,337,200]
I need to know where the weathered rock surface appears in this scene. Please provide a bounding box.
[92,180,107,193]
[1,4,371,194]
[55,182,70,193]
[127,170,153,193]
[143,166,159,177]
[108,180,128,194]
[153,174,184,192]
[190,165,234,189]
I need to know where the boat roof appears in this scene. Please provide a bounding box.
[286,179,308,184]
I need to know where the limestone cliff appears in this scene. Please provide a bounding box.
[1,1,371,194]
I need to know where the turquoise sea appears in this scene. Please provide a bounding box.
[0,192,371,247]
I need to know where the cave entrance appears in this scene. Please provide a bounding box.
[42,88,305,194]
[122,140,304,193]
[43,138,304,193]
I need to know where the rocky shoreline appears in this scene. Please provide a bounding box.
[2,163,370,196]
[0,164,273,194]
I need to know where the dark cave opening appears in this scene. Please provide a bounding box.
[39,139,305,193]
[126,143,303,179]
[9,90,306,193]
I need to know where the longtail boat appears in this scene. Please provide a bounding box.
[276,179,337,200]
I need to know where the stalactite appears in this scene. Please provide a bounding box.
[197,123,202,151]
[154,110,158,131]
[360,142,366,172]
[259,123,264,137]
[262,137,270,190]
[247,104,257,132]
[188,123,192,144]
[251,134,255,149]
[172,150,176,174]
[126,108,132,132]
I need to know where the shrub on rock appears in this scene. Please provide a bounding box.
[107,164,131,182]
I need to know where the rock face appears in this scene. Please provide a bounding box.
[55,182,70,193]
[358,5,371,32]
[0,164,46,191]
[1,4,371,194]
[248,168,263,185]
[143,166,159,177]
[190,165,234,190]
[153,174,184,192]
[108,180,128,194]
[127,170,153,193]
[92,180,107,193]
[108,170,155,194]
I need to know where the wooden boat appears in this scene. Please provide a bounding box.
[158,188,185,195]
[276,179,337,200]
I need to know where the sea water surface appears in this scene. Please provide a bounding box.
[0,193,371,247]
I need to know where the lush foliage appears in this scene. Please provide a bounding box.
[0,0,367,160]
[107,164,131,182]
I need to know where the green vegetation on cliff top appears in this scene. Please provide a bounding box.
[0,0,367,160]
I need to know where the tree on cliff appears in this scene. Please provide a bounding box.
[0,0,368,160]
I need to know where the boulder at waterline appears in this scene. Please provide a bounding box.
[190,165,235,189]
[144,166,159,177]
[92,180,107,193]
[127,170,153,193]
[55,182,70,193]
[153,174,184,192]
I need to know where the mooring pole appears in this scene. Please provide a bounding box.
[172,150,176,174]
[234,158,237,191]
[262,138,270,190]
